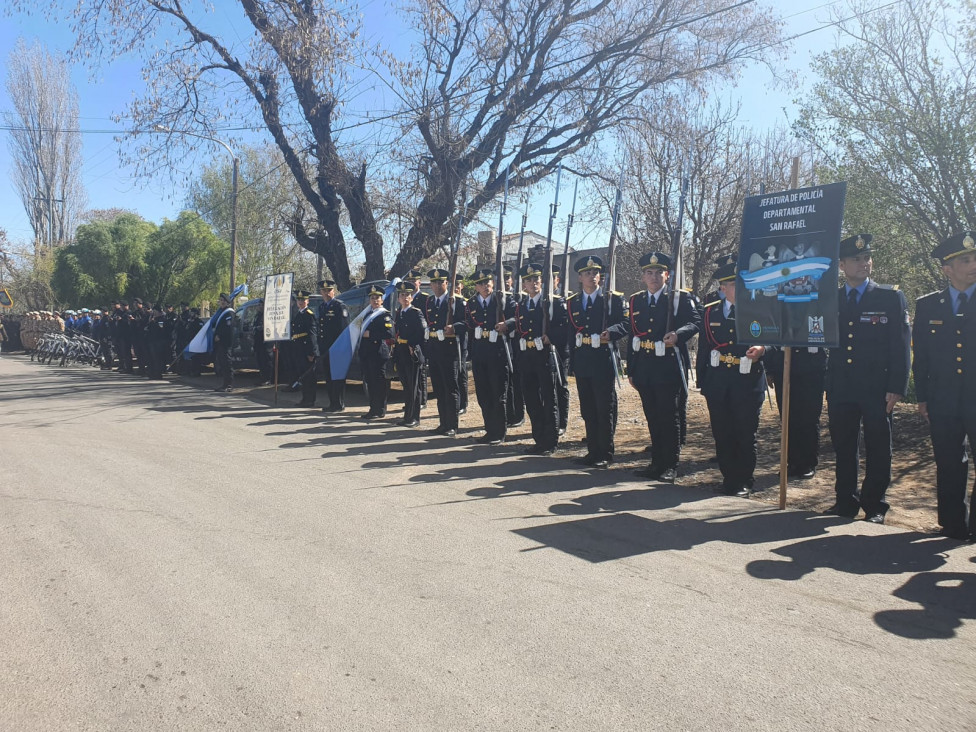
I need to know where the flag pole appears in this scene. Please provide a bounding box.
[778,156,800,510]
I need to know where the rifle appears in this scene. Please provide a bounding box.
[496,168,514,371]
[667,155,690,396]
[604,168,625,385]
[514,196,529,286]
[560,178,578,299]
[448,182,468,364]
[542,163,562,387]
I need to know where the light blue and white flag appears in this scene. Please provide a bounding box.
[329,278,400,380]
[183,284,248,358]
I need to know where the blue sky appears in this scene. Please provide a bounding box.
[0,0,844,254]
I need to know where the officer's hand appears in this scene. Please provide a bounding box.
[363,330,369,339]
[307,355,315,362]
[444,324,455,336]
[885,392,902,414]
[917,401,929,423]
[214,335,220,342]
[663,331,677,347]
[745,345,765,359]
[495,323,509,334]
[600,330,610,344]
[542,334,551,346]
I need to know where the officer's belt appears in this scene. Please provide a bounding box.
[638,339,673,351]
[396,337,409,344]
[429,329,456,339]
[523,338,539,349]
[581,336,597,345]
[292,333,308,340]
[718,354,740,365]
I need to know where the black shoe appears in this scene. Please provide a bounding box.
[635,465,662,479]
[458,408,467,415]
[938,527,969,541]
[506,419,525,428]
[557,427,566,436]
[643,445,653,453]
[476,434,494,444]
[864,513,886,525]
[488,438,503,446]
[824,504,859,518]
[361,413,377,420]
[798,469,816,480]
[524,445,554,456]
[658,468,677,483]
[734,484,752,498]
[296,400,315,408]
[573,454,597,466]
[591,459,610,469]
[400,419,420,427]
[708,455,719,463]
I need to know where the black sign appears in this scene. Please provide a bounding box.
[0,288,11,308]
[735,181,847,348]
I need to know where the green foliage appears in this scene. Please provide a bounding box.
[51,211,227,306]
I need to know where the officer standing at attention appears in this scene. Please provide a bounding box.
[424,268,467,436]
[359,285,395,420]
[610,251,701,482]
[394,282,427,427]
[318,279,350,412]
[766,344,827,479]
[212,292,236,392]
[403,270,430,409]
[465,267,513,445]
[566,255,626,468]
[696,258,770,497]
[500,263,568,455]
[503,266,526,429]
[912,231,976,541]
[453,274,470,416]
[551,264,571,436]
[292,289,320,407]
[825,234,910,523]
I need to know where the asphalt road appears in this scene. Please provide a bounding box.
[2,356,974,731]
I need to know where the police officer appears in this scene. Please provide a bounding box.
[115,301,134,373]
[253,298,273,385]
[292,289,320,407]
[394,282,427,427]
[912,231,976,541]
[359,285,395,420]
[466,267,513,444]
[211,294,236,391]
[551,264,571,436]
[696,258,770,497]
[766,345,827,479]
[565,255,627,469]
[611,251,701,482]
[402,270,430,409]
[131,298,150,375]
[453,274,470,415]
[825,234,910,523]
[145,303,170,379]
[423,268,467,436]
[500,262,568,456]
[504,266,526,429]
[317,280,350,412]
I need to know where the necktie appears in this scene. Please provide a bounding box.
[848,288,858,308]
[728,304,735,319]
[528,299,535,311]
[958,291,969,315]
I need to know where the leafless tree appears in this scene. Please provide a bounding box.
[17,0,779,288]
[4,39,87,250]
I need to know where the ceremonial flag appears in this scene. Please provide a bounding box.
[329,278,400,380]
[183,283,248,358]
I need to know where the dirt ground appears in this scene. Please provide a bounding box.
[232,366,945,535]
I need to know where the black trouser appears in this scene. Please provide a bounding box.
[363,354,390,417]
[457,353,469,411]
[300,357,318,404]
[394,348,420,421]
[705,384,764,489]
[117,338,133,372]
[827,394,892,516]
[928,409,976,536]
[635,380,681,470]
[429,347,460,430]
[773,373,825,474]
[134,338,148,374]
[507,352,525,425]
[520,349,559,450]
[320,351,345,409]
[255,341,273,382]
[147,341,166,379]
[576,373,618,462]
[472,359,509,440]
[100,338,114,369]
[678,380,689,445]
[214,343,234,388]
[557,355,570,431]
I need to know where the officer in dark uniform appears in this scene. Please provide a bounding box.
[115,301,134,373]
[564,255,626,469]
[452,274,470,415]
[131,298,150,375]
[102,301,120,370]
[766,345,827,479]
[825,234,910,523]
[610,251,701,481]
[504,266,526,429]
[394,282,427,427]
[403,269,430,409]
[359,285,395,420]
[501,263,567,455]
[163,304,178,369]
[317,279,350,412]
[145,304,170,379]
[466,267,513,444]
[292,290,320,407]
[696,259,771,496]
[912,231,976,541]
[212,293,235,391]
[253,299,273,385]
[423,268,467,436]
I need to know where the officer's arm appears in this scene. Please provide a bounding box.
[911,299,930,407]
[674,295,703,342]
[889,290,911,396]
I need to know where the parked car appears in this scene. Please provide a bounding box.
[231,280,391,382]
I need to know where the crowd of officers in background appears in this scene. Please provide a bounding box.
[4,230,974,544]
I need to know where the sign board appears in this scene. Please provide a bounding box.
[735,181,847,348]
[0,288,11,308]
[263,272,294,342]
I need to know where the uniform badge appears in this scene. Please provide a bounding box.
[649,254,658,265]
[965,234,975,250]
[855,236,865,249]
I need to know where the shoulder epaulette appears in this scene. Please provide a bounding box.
[680,288,693,293]
[704,300,721,309]
[629,290,644,299]
[567,292,580,300]
[612,290,623,297]
[875,284,899,291]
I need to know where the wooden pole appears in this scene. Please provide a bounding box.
[778,156,801,510]
[273,344,279,406]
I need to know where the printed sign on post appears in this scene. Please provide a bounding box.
[264,272,294,342]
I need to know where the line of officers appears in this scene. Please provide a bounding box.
[285,231,975,544]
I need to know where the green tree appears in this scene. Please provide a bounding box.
[51,213,155,304]
[141,212,229,306]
